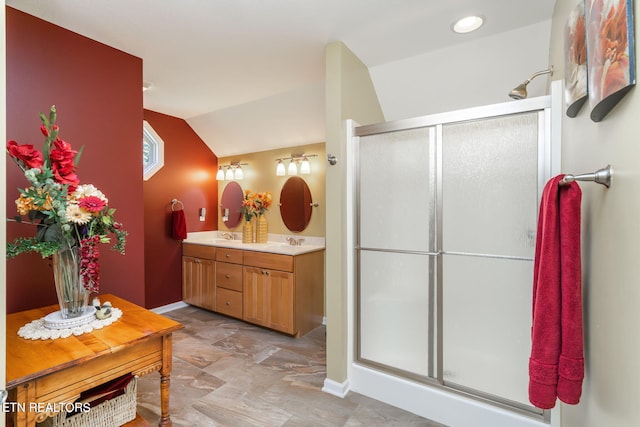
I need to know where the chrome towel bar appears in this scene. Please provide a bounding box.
[560,165,612,188]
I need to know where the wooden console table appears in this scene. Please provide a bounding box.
[5,294,183,427]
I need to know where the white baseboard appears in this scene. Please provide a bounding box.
[322,378,350,398]
[151,300,189,314]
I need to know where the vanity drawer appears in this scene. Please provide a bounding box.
[216,248,243,264]
[215,288,243,319]
[216,262,243,291]
[182,243,216,260]
[243,251,293,272]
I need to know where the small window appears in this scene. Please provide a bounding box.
[143,120,164,180]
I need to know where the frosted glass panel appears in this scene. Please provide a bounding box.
[442,113,538,258]
[442,255,532,406]
[359,251,432,377]
[359,128,433,252]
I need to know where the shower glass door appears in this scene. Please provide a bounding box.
[440,112,539,409]
[356,127,436,379]
[355,107,546,416]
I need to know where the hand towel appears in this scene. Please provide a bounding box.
[529,175,584,409]
[171,209,187,240]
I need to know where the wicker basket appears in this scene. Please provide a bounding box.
[38,375,137,427]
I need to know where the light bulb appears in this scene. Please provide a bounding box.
[234,166,243,180]
[276,160,286,176]
[225,168,234,180]
[216,166,224,180]
[288,160,297,175]
[300,157,311,174]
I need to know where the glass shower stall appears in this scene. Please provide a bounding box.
[349,94,559,425]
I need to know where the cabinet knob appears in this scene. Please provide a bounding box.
[225,274,231,279]
[194,259,200,264]
[225,254,230,258]
[226,301,230,306]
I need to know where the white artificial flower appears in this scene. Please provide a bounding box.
[71,184,108,203]
[65,204,92,225]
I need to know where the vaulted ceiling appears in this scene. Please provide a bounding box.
[7,0,556,156]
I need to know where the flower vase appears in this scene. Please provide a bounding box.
[52,246,88,319]
[256,215,268,243]
[242,219,254,243]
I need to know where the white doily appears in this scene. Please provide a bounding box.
[17,308,123,340]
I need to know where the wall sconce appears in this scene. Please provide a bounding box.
[275,153,317,176]
[216,161,248,181]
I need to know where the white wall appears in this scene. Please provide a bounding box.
[370,21,552,121]
[549,1,640,427]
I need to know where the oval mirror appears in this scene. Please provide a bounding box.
[280,176,312,232]
[220,181,243,228]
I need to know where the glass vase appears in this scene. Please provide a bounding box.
[52,246,88,319]
[242,219,254,243]
[256,215,268,243]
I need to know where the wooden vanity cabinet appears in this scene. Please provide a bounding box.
[182,242,324,337]
[215,248,244,319]
[243,250,324,337]
[182,243,216,311]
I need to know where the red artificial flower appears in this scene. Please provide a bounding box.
[50,138,79,190]
[6,140,44,170]
[80,236,101,293]
[78,196,106,213]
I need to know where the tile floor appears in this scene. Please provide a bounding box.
[137,305,445,426]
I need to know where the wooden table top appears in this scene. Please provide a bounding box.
[6,294,184,388]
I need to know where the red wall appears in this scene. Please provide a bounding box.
[143,110,218,309]
[6,7,145,312]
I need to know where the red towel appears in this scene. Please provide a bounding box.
[529,175,584,409]
[171,209,187,240]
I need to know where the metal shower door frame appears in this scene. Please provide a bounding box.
[352,94,554,420]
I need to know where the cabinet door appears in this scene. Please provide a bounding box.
[243,267,294,334]
[243,266,269,326]
[182,256,215,310]
[182,256,201,305]
[267,270,294,334]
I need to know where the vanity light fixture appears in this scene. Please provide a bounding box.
[288,160,298,176]
[216,161,248,181]
[234,165,243,180]
[216,166,225,180]
[300,157,311,174]
[225,168,234,180]
[275,153,318,176]
[452,15,484,34]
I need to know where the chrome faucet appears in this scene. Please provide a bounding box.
[221,232,234,240]
[286,237,305,246]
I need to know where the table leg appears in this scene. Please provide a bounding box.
[159,334,173,426]
[13,383,36,427]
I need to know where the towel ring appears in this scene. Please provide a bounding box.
[171,199,184,211]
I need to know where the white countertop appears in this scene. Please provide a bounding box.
[183,231,325,256]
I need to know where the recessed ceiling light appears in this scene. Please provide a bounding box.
[452,15,484,34]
